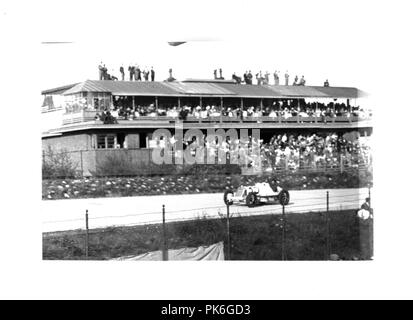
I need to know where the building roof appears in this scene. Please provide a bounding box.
[63,80,178,96]
[58,79,366,99]
[41,83,79,95]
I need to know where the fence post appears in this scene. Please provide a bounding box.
[162,204,168,261]
[85,210,89,258]
[226,204,231,260]
[325,191,330,260]
[281,204,286,261]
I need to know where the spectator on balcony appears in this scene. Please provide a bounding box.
[179,107,190,120]
[120,65,125,81]
[200,107,208,119]
[269,110,277,118]
[134,108,140,118]
[103,110,118,124]
[151,67,155,81]
[111,107,119,119]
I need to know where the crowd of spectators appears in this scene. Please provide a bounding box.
[260,133,371,170]
[64,95,370,122]
[99,62,155,81]
[150,131,371,172]
[89,100,370,122]
[98,61,332,87]
[229,70,310,86]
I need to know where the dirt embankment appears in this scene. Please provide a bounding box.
[42,169,372,200]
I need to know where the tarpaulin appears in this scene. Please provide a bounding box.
[112,242,225,261]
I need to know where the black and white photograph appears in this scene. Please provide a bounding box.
[1,0,413,300]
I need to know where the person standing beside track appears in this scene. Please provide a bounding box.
[357,197,373,260]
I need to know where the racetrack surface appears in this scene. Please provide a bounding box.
[42,188,370,233]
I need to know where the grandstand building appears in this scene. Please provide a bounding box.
[41,79,371,176]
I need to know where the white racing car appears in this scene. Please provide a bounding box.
[223,182,290,207]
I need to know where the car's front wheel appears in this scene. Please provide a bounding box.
[278,190,290,206]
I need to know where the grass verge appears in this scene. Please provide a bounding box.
[43,209,368,260]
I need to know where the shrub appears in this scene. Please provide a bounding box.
[42,146,78,179]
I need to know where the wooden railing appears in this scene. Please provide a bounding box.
[62,110,370,126]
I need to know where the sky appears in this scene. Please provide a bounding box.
[25,0,408,110]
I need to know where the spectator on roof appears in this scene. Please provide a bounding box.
[166,68,176,82]
[324,79,330,87]
[101,64,108,80]
[247,71,253,84]
[293,75,299,86]
[274,70,280,85]
[136,65,142,81]
[151,67,155,81]
[299,76,306,86]
[218,68,224,79]
[143,68,150,81]
[99,62,104,80]
[264,71,270,85]
[285,71,289,86]
[232,73,242,84]
[120,65,125,81]
[128,65,135,81]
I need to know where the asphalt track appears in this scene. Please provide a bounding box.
[42,187,370,233]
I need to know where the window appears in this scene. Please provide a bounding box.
[97,134,107,149]
[95,133,127,149]
[106,135,115,148]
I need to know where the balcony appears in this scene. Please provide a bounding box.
[62,110,371,127]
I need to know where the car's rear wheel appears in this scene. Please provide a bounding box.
[246,193,258,208]
[278,190,290,206]
[224,190,234,205]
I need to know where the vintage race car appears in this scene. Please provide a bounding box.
[223,182,290,207]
